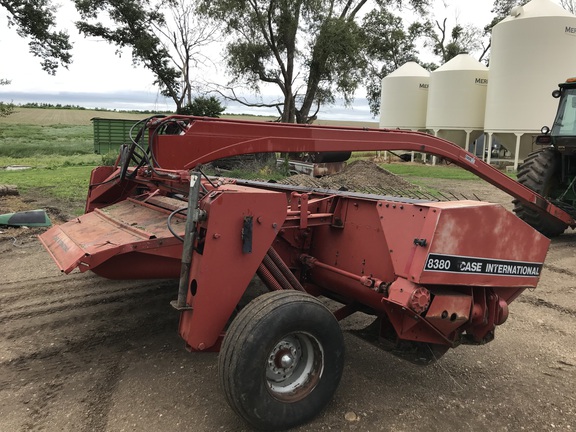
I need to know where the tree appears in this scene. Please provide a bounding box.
[180,95,226,117]
[489,0,528,23]
[74,0,219,113]
[560,0,576,14]
[199,0,429,124]
[151,0,220,109]
[0,79,15,117]
[361,9,424,115]
[1,0,72,74]
[481,0,528,63]
[423,19,484,64]
[0,102,15,117]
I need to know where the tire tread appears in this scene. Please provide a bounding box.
[512,147,567,237]
[219,291,343,430]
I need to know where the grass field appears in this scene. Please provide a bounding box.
[0,107,380,128]
[0,107,491,215]
[0,107,280,128]
[0,108,153,126]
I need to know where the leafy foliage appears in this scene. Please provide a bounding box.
[488,0,529,29]
[74,0,218,112]
[179,96,226,117]
[0,0,72,74]
[200,0,429,123]
[423,20,484,65]
[361,9,424,115]
[75,0,179,101]
[0,102,15,118]
[0,79,15,117]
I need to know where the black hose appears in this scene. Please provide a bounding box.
[167,206,188,242]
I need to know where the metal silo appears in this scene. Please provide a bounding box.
[426,53,488,152]
[379,62,429,130]
[484,0,576,168]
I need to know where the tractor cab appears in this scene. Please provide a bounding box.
[538,79,576,154]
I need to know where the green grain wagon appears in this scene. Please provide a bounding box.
[91,117,148,155]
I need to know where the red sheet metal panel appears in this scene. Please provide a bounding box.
[178,185,288,351]
[39,199,185,276]
[39,224,90,274]
[379,200,550,288]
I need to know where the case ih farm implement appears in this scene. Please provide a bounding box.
[40,117,573,430]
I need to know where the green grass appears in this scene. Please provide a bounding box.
[382,163,480,180]
[0,166,94,214]
[350,151,516,181]
[0,154,101,169]
[382,162,517,181]
[0,119,99,214]
[0,124,94,158]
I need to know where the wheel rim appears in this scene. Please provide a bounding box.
[265,332,324,402]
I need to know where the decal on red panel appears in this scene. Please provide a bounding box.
[424,253,542,277]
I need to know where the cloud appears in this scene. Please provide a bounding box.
[0,90,173,111]
[0,90,377,121]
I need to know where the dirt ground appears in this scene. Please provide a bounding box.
[1,169,575,432]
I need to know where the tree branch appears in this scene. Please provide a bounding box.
[213,86,284,109]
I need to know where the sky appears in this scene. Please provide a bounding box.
[0,1,544,120]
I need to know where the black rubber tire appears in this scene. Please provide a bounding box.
[513,147,567,237]
[219,290,344,431]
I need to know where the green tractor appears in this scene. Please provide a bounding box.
[514,78,576,237]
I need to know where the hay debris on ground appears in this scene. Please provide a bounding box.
[0,185,19,197]
[278,160,419,195]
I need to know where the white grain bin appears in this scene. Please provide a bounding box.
[426,53,488,152]
[379,62,429,130]
[484,0,576,167]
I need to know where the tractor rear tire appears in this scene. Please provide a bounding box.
[513,147,567,237]
[308,151,352,163]
[219,290,344,431]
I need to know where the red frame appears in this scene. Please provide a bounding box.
[39,116,552,356]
